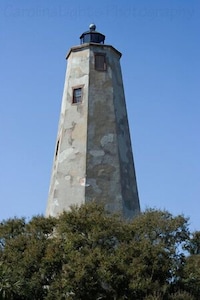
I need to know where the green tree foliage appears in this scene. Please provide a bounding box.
[0,216,56,299]
[178,231,200,298]
[0,203,199,299]
[188,231,200,255]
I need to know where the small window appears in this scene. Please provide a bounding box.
[95,54,106,71]
[55,139,60,158]
[72,87,82,104]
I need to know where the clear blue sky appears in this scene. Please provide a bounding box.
[0,0,199,230]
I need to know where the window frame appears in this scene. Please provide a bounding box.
[94,53,107,71]
[72,86,84,104]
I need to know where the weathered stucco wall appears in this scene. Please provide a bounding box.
[86,46,122,213]
[46,47,89,216]
[86,45,140,218]
[46,43,140,218]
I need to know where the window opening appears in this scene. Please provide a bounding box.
[55,139,60,158]
[72,87,82,104]
[95,54,106,71]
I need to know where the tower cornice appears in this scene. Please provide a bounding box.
[66,43,122,60]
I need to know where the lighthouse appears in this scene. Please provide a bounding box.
[46,24,140,219]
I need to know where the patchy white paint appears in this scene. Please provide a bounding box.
[59,148,75,162]
[89,150,105,157]
[79,177,90,186]
[100,133,114,147]
[53,198,59,206]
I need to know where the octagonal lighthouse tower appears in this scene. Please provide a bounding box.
[46,25,140,219]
